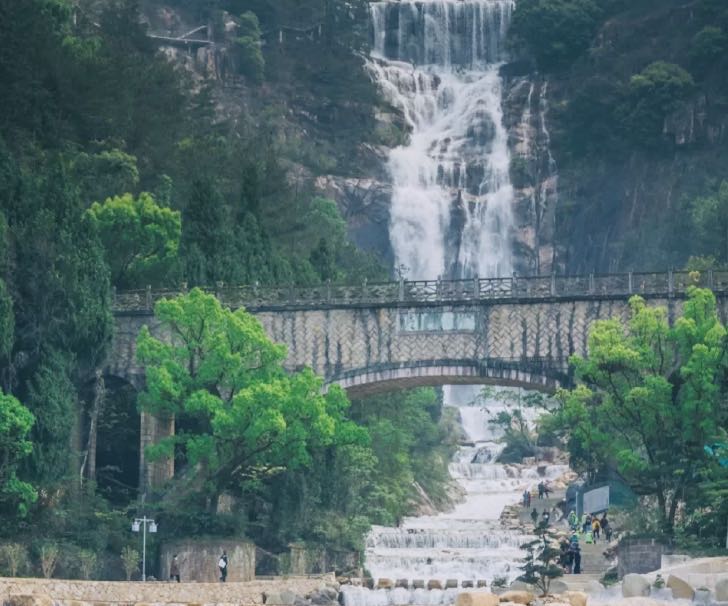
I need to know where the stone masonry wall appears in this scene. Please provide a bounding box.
[160,540,255,583]
[618,538,664,578]
[0,575,334,606]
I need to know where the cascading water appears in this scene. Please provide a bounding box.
[367,0,516,280]
[341,4,565,605]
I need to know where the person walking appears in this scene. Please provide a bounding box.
[218,550,228,582]
[537,482,545,499]
[567,509,577,530]
[570,541,582,574]
[601,513,612,541]
[170,554,180,582]
[530,507,538,524]
[592,516,601,542]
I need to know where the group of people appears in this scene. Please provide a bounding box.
[567,510,612,542]
[521,481,551,508]
[559,534,582,574]
[168,550,229,583]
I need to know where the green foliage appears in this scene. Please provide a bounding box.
[618,61,695,147]
[511,0,603,70]
[38,542,60,578]
[121,546,139,580]
[137,288,365,503]
[235,12,264,83]
[689,27,728,72]
[71,149,140,205]
[0,543,29,576]
[553,289,728,532]
[78,549,97,580]
[690,181,728,264]
[87,192,181,288]
[0,392,37,516]
[518,521,564,596]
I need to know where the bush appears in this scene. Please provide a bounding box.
[121,546,139,581]
[78,550,97,580]
[618,61,695,147]
[511,0,603,70]
[235,12,264,83]
[39,543,60,579]
[0,543,28,576]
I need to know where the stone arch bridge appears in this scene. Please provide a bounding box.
[107,270,728,489]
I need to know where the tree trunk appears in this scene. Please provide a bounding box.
[80,370,105,485]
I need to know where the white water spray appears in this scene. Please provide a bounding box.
[368,0,516,281]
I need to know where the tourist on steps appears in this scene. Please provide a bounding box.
[600,513,612,541]
[218,550,228,582]
[170,554,180,582]
[568,509,578,530]
[530,507,538,524]
[592,516,601,541]
[569,540,581,574]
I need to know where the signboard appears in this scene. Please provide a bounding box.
[583,485,610,514]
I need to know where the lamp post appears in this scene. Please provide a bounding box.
[131,516,157,581]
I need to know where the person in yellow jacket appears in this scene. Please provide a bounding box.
[591,517,601,541]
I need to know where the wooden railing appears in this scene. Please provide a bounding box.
[112,270,728,313]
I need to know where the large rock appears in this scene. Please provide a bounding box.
[499,590,535,604]
[548,581,569,595]
[428,580,443,590]
[561,590,588,606]
[376,579,393,590]
[666,575,694,600]
[455,592,501,606]
[582,581,604,595]
[716,577,728,601]
[622,574,651,597]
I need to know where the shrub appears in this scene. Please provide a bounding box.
[39,543,60,579]
[0,543,28,576]
[511,0,603,70]
[78,550,97,580]
[121,546,139,581]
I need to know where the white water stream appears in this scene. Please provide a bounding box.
[368,0,516,280]
[342,4,563,605]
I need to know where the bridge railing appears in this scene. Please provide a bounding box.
[112,270,728,312]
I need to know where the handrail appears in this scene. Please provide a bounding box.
[111,270,727,313]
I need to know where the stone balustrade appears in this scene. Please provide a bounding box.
[111,270,728,314]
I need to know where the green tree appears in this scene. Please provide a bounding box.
[554,288,728,532]
[136,288,361,504]
[0,392,37,516]
[690,181,728,264]
[618,61,695,147]
[518,520,564,596]
[235,12,264,83]
[511,0,603,70]
[87,192,181,288]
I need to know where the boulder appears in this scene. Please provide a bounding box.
[395,579,409,589]
[362,578,374,589]
[561,591,587,606]
[666,575,694,600]
[462,581,474,588]
[499,590,535,604]
[547,581,569,595]
[477,580,488,588]
[446,580,459,589]
[716,578,728,602]
[377,579,394,590]
[317,587,339,601]
[428,580,443,590]
[412,580,425,589]
[582,581,604,595]
[622,574,651,598]
[455,592,501,606]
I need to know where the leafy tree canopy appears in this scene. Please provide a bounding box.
[136,288,367,503]
[511,0,603,70]
[552,288,728,532]
[0,391,37,516]
[87,192,181,288]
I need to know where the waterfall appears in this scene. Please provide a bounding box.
[368,0,516,281]
[345,5,560,605]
